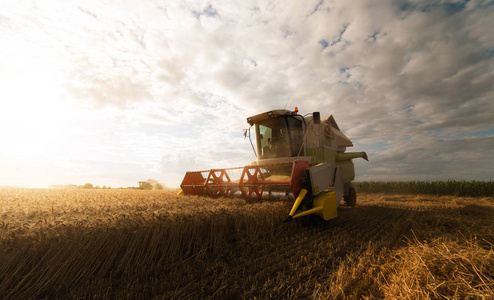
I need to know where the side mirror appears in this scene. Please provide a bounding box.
[313,112,321,124]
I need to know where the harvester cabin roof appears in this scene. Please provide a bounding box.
[246,109,298,126]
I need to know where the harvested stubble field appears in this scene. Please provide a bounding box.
[0,188,493,299]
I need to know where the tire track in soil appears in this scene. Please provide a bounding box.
[241,207,412,294]
[177,202,414,298]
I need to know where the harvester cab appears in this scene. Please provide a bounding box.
[180,108,368,222]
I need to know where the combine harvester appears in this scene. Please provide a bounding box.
[179,108,368,222]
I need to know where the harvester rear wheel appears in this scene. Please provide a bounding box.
[344,187,357,207]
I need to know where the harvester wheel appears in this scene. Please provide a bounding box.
[344,187,357,207]
[205,169,231,198]
[239,166,265,202]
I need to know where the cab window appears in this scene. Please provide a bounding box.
[256,116,303,159]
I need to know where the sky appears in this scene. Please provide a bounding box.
[0,0,493,188]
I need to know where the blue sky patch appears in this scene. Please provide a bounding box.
[321,24,348,49]
[364,141,388,153]
[466,129,494,138]
[368,32,378,42]
[427,129,444,136]
[402,105,414,113]
[445,1,468,13]
[192,4,218,19]
[398,0,469,14]
[430,129,494,140]
[331,25,348,46]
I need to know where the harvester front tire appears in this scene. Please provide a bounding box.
[344,187,357,207]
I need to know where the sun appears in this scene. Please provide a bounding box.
[0,63,72,159]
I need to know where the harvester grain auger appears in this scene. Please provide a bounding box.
[179,108,368,222]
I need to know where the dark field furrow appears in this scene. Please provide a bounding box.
[159,203,416,298]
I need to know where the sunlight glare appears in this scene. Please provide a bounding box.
[0,67,72,158]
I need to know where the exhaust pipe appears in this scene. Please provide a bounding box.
[336,152,368,161]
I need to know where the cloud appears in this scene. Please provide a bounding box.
[0,0,493,187]
[356,135,494,181]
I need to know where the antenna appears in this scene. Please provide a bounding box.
[283,99,289,110]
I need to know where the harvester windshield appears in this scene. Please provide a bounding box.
[256,116,303,159]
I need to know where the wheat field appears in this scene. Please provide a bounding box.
[0,188,493,299]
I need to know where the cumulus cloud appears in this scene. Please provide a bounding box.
[0,0,493,187]
[356,135,494,181]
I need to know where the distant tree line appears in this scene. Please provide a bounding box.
[52,179,166,190]
[354,180,494,197]
[51,184,111,189]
